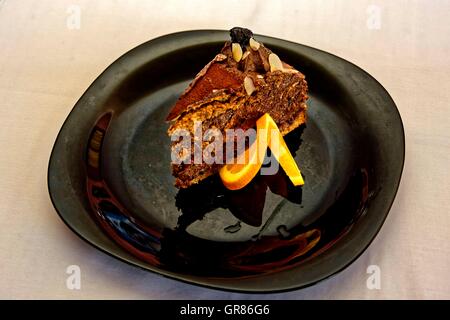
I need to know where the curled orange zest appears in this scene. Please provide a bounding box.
[220,113,304,190]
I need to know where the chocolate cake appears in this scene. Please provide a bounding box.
[167,27,308,188]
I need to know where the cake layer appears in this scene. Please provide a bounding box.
[167,28,308,188]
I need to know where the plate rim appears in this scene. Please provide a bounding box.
[47,29,405,293]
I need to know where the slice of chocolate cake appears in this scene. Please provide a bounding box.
[167,27,308,188]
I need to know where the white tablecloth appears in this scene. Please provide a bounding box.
[1,0,449,299]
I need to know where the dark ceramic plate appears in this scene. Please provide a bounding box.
[48,30,404,293]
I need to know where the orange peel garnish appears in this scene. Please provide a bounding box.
[220,113,304,190]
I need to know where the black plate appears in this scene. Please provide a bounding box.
[48,30,404,293]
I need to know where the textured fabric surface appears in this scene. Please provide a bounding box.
[0,0,449,299]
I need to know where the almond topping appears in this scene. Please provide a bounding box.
[244,76,256,95]
[282,67,299,74]
[242,50,251,60]
[249,38,260,50]
[216,53,227,61]
[268,53,283,72]
[232,43,243,62]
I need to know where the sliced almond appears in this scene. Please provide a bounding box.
[232,43,243,62]
[256,74,264,79]
[216,53,227,61]
[269,53,283,72]
[282,68,299,74]
[242,50,251,60]
[244,76,256,95]
[249,38,260,51]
